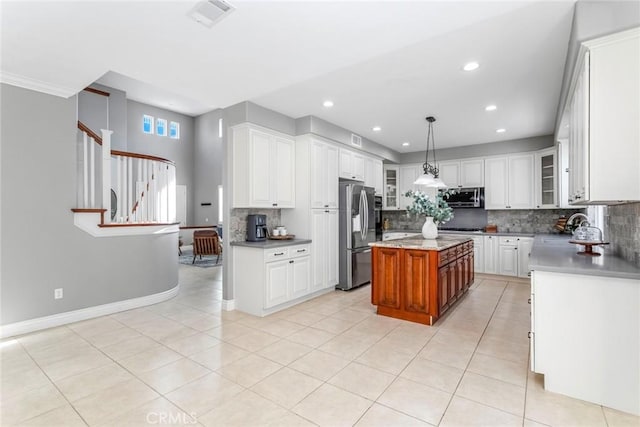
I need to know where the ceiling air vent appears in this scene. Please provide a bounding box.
[351,134,362,148]
[188,0,235,28]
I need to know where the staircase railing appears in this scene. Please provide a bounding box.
[76,121,176,225]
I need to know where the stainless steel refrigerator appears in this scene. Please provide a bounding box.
[337,182,376,290]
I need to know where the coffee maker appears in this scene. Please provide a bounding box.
[246,214,267,242]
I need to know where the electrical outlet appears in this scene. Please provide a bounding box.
[54,288,63,299]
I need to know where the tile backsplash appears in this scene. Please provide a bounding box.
[382,208,583,234]
[608,202,640,265]
[229,208,281,242]
[487,209,584,234]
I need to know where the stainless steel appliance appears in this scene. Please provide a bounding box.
[246,214,267,241]
[374,195,383,241]
[338,183,376,290]
[443,187,484,208]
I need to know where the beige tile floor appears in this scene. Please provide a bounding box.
[2,266,639,426]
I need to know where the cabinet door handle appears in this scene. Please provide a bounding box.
[528,332,532,339]
[325,210,329,213]
[324,205,329,208]
[289,260,294,264]
[274,252,285,256]
[297,249,306,253]
[272,203,278,206]
[528,298,531,304]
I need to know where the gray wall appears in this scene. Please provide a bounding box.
[296,115,402,163]
[78,83,128,151]
[555,0,640,130]
[0,84,178,325]
[127,100,195,225]
[194,109,224,225]
[398,135,554,164]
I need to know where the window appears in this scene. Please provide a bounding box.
[156,118,167,136]
[218,185,223,223]
[169,122,180,139]
[143,115,154,134]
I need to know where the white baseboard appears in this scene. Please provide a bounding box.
[221,299,235,311]
[0,283,180,339]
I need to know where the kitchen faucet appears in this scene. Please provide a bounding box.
[566,213,590,229]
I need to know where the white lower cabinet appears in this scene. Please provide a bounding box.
[517,238,534,278]
[498,236,534,277]
[233,243,315,316]
[265,260,289,308]
[531,270,640,415]
[311,209,339,291]
[483,235,499,274]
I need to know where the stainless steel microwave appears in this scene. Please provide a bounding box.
[442,187,484,208]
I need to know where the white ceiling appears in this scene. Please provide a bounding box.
[0,0,575,152]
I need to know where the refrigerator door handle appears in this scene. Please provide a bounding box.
[360,191,366,241]
[363,192,369,240]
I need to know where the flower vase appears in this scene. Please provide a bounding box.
[422,216,438,239]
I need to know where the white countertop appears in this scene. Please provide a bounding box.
[369,235,472,251]
[529,235,640,280]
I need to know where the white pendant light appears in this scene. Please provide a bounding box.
[414,116,447,188]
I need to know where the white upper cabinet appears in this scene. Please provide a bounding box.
[439,158,484,188]
[364,157,384,195]
[399,164,421,209]
[484,157,509,209]
[373,159,384,195]
[438,161,460,188]
[564,28,640,204]
[485,154,534,209]
[232,124,295,208]
[535,148,558,209]
[310,140,339,209]
[508,154,535,209]
[339,148,365,181]
[460,159,484,187]
[383,165,399,209]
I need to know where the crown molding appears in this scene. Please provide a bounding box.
[0,71,77,98]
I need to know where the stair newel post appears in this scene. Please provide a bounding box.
[100,129,113,224]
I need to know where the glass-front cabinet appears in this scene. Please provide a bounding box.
[535,148,558,208]
[383,165,399,209]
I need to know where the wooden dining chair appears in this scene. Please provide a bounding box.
[192,229,222,264]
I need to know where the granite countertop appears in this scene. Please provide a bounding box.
[529,235,640,280]
[383,229,536,237]
[369,235,472,251]
[231,238,312,249]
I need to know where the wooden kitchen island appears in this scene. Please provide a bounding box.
[370,235,474,325]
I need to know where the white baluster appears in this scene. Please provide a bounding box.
[116,155,122,223]
[89,136,95,208]
[100,130,112,222]
[127,157,133,223]
[83,133,88,208]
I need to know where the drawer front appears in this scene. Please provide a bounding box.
[289,244,311,259]
[439,249,452,266]
[499,236,517,245]
[265,247,290,262]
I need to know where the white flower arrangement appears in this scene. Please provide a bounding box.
[404,189,455,225]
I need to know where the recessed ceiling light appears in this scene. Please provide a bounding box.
[402,142,410,147]
[496,128,506,133]
[323,100,334,108]
[373,126,382,132]
[463,61,480,71]
[485,105,497,111]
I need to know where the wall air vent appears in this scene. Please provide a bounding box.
[188,0,235,28]
[351,134,362,148]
